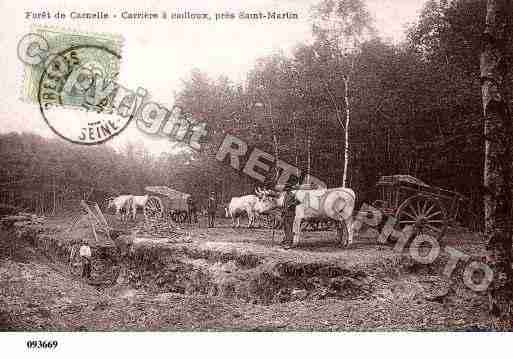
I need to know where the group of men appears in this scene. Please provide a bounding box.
[186,191,218,228]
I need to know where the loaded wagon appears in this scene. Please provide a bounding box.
[144,186,191,223]
[371,175,467,242]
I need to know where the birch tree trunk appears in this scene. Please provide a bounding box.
[481,0,513,328]
[342,76,351,188]
[292,112,300,178]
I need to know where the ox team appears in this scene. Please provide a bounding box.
[105,182,355,250]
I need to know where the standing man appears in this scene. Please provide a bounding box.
[282,183,299,249]
[186,194,198,224]
[79,240,92,280]
[207,192,217,228]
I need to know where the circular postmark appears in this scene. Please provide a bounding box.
[38,45,132,145]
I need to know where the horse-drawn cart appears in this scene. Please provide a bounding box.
[144,186,191,223]
[371,175,467,242]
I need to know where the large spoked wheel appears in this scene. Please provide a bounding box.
[394,195,448,243]
[144,196,164,220]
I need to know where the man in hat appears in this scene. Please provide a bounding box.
[186,194,198,224]
[79,240,92,280]
[281,182,300,248]
[207,192,217,228]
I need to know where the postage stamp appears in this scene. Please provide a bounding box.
[21,26,123,105]
[19,27,131,145]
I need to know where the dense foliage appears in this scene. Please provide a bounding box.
[0,0,499,223]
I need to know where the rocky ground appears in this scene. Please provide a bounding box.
[0,212,495,331]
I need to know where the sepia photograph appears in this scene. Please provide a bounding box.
[1,0,513,356]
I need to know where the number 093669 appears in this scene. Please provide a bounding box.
[26,340,58,349]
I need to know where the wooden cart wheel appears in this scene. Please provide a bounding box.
[144,196,164,220]
[394,195,448,243]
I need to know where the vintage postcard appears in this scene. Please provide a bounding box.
[1,0,512,357]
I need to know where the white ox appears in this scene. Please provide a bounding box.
[256,187,356,246]
[107,195,134,222]
[131,194,150,219]
[226,195,259,228]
